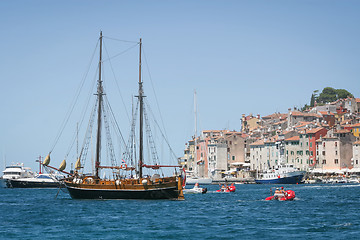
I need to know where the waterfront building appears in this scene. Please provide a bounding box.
[316,130,355,172]
[198,130,229,179]
[225,132,247,172]
[181,139,196,173]
[306,127,328,166]
[352,140,360,169]
[284,136,308,170]
[249,139,265,171]
[196,136,209,178]
[207,135,227,180]
[249,136,281,172]
[299,132,311,170]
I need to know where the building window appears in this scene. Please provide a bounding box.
[322,160,326,164]
[323,142,325,147]
[322,151,325,156]
[335,150,338,155]
[335,159,339,164]
[232,156,235,161]
[335,142,337,147]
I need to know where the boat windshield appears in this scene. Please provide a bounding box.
[37,175,51,179]
[3,172,21,175]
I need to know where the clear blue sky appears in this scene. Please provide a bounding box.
[1,0,360,172]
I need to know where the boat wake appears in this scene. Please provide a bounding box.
[303,184,360,189]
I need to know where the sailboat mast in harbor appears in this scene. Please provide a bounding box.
[42,32,184,200]
[95,31,103,179]
[138,38,144,179]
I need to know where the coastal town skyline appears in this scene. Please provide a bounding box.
[1,1,360,173]
[181,96,360,182]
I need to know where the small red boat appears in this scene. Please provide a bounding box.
[265,188,295,201]
[216,183,236,193]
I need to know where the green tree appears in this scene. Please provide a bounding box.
[316,87,353,104]
[318,87,337,103]
[335,89,353,99]
[310,90,319,107]
[310,94,315,107]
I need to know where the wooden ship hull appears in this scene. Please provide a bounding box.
[64,176,184,200]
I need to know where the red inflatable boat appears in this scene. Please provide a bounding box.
[265,189,295,201]
[216,183,236,193]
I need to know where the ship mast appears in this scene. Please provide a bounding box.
[138,38,144,179]
[95,31,103,178]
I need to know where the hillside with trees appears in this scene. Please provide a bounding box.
[310,87,353,107]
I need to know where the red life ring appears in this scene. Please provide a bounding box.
[121,163,127,170]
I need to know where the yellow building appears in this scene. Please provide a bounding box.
[241,114,261,132]
[352,123,360,138]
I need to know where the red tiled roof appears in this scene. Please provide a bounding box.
[285,136,300,141]
[306,127,326,134]
[335,129,351,134]
[319,111,335,116]
[250,139,264,146]
[262,113,287,120]
[340,119,352,125]
[290,111,321,118]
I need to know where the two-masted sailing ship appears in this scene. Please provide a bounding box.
[43,32,184,200]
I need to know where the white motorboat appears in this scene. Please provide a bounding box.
[6,173,63,188]
[183,183,207,194]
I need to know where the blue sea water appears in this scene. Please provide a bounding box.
[1,184,359,239]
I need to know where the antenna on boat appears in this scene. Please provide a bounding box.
[95,31,103,178]
[194,89,198,177]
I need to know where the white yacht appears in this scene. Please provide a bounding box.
[1,163,34,187]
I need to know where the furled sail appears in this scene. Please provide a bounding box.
[43,154,50,166]
[59,159,66,171]
[75,158,81,170]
